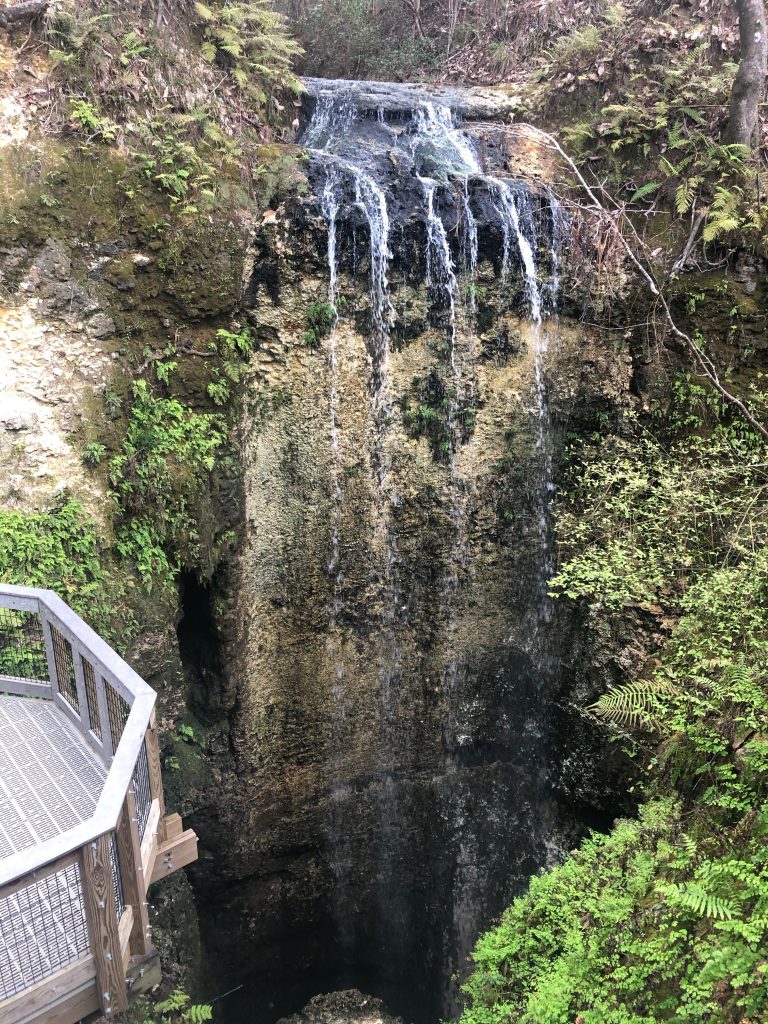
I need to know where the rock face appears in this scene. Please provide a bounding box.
[303,78,524,120]
[187,94,633,1024]
[278,991,403,1024]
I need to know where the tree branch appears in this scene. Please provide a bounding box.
[0,0,48,29]
[507,123,768,444]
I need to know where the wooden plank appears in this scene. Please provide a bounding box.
[118,905,135,969]
[1,956,96,1024]
[39,610,59,698]
[18,979,99,1024]
[81,835,128,1015]
[116,791,151,956]
[0,586,41,612]
[164,813,184,841]
[0,678,52,698]
[140,800,161,887]
[0,850,79,902]
[96,670,114,759]
[149,829,198,886]
[145,713,167,842]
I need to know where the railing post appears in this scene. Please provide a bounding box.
[116,789,153,958]
[81,835,128,1016]
[97,673,114,759]
[72,645,90,729]
[145,711,167,844]
[38,607,60,699]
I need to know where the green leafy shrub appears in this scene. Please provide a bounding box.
[109,381,226,590]
[0,500,128,640]
[143,988,212,1023]
[195,0,303,106]
[461,800,768,1024]
[461,375,768,1024]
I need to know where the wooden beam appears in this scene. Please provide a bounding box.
[145,713,167,842]
[149,829,199,886]
[118,905,135,969]
[115,792,152,957]
[164,812,184,840]
[140,799,161,884]
[0,678,51,698]
[81,835,128,1016]
[2,956,96,1024]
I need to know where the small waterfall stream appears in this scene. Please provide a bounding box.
[279,85,569,1023]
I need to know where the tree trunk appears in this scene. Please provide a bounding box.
[727,0,768,148]
[0,0,48,29]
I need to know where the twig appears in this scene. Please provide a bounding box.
[506,122,768,444]
[670,209,707,277]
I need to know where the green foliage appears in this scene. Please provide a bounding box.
[68,98,116,141]
[550,404,767,610]
[294,0,437,80]
[195,0,303,106]
[143,988,212,1024]
[206,326,255,405]
[460,801,768,1024]
[401,369,478,462]
[538,8,768,251]
[109,381,226,590]
[0,500,129,641]
[461,374,768,1024]
[82,441,107,467]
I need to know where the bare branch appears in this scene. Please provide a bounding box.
[0,0,48,28]
[506,123,768,444]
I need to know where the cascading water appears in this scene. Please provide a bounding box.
[260,83,572,1024]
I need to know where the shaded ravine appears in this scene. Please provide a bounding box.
[307,90,564,1014]
[201,80,597,1024]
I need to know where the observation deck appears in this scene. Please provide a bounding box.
[0,584,198,1024]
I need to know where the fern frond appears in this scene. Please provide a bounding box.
[630,181,661,203]
[590,679,672,729]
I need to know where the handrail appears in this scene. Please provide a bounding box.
[0,584,156,888]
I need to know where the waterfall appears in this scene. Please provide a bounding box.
[296,86,568,1021]
[459,177,479,312]
[422,179,460,361]
[486,178,542,322]
[322,164,343,617]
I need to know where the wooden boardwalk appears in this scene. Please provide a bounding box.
[0,694,105,857]
[0,585,198,1024]
[0,694,107,999]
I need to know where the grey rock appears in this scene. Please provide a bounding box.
[87,312,117,339]
[0,398,38,432]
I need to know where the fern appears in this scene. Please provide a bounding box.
[659,881,735,920]
[675,177,700,214]
[184,1006,213,1024]
[590,678,672,729]
[630,181,661,203]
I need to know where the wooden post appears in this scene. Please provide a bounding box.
[144,711,167,844]
[38,610,60,699]
[115,790,153,957]
[81,834,128,1016]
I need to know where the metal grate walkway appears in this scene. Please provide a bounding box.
[0,693,106,859]
[0,694,107,998]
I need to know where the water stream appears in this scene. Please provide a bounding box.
[218,85,570,1024]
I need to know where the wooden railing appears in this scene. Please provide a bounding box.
[0,584,197,1024]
